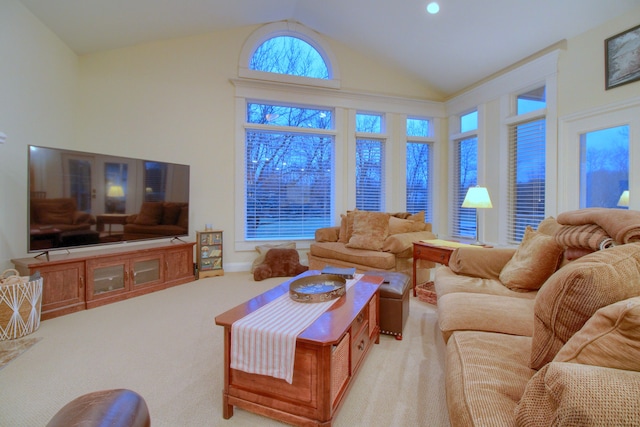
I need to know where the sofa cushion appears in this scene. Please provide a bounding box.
[446,331,534,427]
[554,296,640,371]
[346,211,390,251]
[516,362,640,426]
[530,243,640,370]
[434,266,537,299]
[499,226,563,291]
[134,202,164,226]
[309,242,396,270]
[438,293,534,342]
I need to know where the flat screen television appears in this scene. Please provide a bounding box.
[28,145,190,254]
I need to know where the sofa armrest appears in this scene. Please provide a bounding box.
[448,247,516,280]
[516,361,640,426]
[315,226,340,242]
[382,230,436,254]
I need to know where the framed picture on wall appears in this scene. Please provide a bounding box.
[605,24,640,90]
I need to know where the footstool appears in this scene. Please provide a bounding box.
[363,271,410,340]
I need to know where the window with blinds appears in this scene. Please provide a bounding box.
[355,138,384,211]
[451,137,478,239]
[507,118,546,243]
[406,117,433,222]
[506,87,547,243]
[355,113,385,211]
[245,102,334,240]
[245,131,333,239]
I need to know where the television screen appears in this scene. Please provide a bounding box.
[28,145,190,253]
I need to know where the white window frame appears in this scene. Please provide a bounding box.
[558,98,640,213]
[233,24,445,252]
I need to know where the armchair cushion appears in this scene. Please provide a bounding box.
[554,296,640,371]
[530,243,640,370]
[499,226,564,291]
[346,211,390,251]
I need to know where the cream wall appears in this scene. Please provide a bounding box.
[0,0,78,269]
[443,5,640,246]
[558,6,640,116]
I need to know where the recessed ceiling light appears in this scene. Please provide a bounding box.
[426,2,440,14]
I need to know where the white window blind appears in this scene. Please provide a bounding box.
[355,138,384,211]
[406,142,432,221]
[451,137,477,239]
[507,118,546,243]
[245,130,334,239]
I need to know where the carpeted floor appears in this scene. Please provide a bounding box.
[0,336,41,370]
[0,272,449,426]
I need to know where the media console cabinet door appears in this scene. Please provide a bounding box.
[14,260,86,320]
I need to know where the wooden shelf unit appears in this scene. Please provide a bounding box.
[197,230,224,278]
[12,240,195,319]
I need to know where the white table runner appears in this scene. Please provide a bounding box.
[231,274,361,384]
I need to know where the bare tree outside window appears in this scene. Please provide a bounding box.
[245,37,333,239]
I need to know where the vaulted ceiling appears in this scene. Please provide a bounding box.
[19,0,640,97]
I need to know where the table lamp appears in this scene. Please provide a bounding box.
[462,186,493,245]
[617,190,629,207]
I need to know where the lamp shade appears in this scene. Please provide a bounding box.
[107,185,125,198]
[462,186,493,209]
[617,190,629,207]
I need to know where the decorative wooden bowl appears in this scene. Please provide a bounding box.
[289,274,346,303]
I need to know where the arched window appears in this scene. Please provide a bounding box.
[238,21,340,88]
[250,36,329,79]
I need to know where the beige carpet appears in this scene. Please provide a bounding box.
[0,337,42,370]
[0,272,450,426]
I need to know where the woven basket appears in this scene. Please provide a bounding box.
[416,281,437,305]
[0,269,43,341]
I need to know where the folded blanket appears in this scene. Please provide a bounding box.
[557,208,640,244]
[554,224,615,251]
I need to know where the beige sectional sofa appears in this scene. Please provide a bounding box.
[308,210,435,284]
[434,211,640,426]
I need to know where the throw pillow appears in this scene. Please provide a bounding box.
[134,202,164,226]
[536,216,561,236]
[530,242,640,370]
[499,226,563,291]
[251,242,296,273]
[345,211,390,251]
[177,206,188,229]
[554,296,640,371]
[162,203,183,225]
[253,248,308,281]
[388,216,414,235]
[338,209,358,243]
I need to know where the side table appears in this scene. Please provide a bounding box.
[96,214,129,235]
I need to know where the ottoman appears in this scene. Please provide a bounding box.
[47,389,150,427]
[363,271,410,340]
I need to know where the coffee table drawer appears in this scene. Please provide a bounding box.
[351,322,370,372]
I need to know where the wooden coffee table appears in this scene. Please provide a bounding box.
[214,272,383,427]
